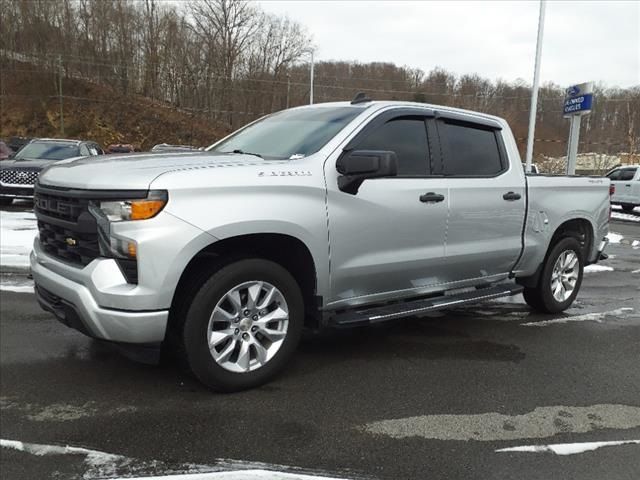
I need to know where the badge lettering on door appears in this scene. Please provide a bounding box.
[258,171,312,177]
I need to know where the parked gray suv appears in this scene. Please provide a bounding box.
[0,138,104,205]
[30,101,610,391]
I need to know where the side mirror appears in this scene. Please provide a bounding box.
[336,150,398,194]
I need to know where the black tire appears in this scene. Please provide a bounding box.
[179,258,304,392]
[0,197,13,207]
[522,237,584,314]
[621,204,635,212]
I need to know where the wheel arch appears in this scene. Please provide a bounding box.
[168,233,320,333]
[517,217,594,288]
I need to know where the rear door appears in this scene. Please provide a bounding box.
[325,110,449,307]
[436,117,526,284]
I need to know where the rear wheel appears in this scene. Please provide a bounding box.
[523,237,584,314]
[621,204,635,212]
[179,258,304,392]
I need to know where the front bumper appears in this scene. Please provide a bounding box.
[29,209,217,344]
[0,184,35,199]
[31,242,168,343]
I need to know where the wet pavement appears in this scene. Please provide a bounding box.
[1,213,639,479]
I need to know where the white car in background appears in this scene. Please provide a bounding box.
[607,165,640,212]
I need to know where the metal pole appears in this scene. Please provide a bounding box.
[566,115,581,175]
[524,0,546,173]
[286,74,291,109]
[58,55,64,136]
[309,51,314,105]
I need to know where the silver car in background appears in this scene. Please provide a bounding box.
[607,165,640,212]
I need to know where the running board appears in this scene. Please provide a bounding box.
[329,284,524,328]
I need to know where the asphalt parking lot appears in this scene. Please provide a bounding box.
[1,205,639,480]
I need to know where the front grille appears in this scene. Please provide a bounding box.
[35,188,101,267]
[0,167,40,185]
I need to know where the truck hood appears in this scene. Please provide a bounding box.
[0,158,59,169]
[37,152,287,190]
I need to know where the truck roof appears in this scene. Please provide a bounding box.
[289,100,507,125]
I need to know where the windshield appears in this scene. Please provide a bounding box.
[210,107,363,159]
[15,142,80,161]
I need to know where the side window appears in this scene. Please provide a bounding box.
[606,169,621,181]
[355,117,430,176]
[79,144,90,156]
[619,168,637,181]
[439,121,504,176]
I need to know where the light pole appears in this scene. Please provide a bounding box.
[525,0,546,173]
[309,50,314,105]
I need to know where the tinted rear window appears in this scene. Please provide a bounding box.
[440,121,503,176]
[619,168,637,181]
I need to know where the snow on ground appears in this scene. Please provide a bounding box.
[612,211,640,223]
[584,264,614,273]
[496,439,640,456]
[0,276,34,293]
[0,210,37,269]
[521,308,635,327]
[0,439,349,480]
[607,232,624,244]
[611,205,640,223]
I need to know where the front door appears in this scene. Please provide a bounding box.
[324,112,449,308]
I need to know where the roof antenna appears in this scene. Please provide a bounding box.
[351,92,372,104]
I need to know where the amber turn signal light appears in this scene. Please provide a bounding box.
[130,199,167,220]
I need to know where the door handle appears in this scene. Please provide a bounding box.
[420,192,445,203]
[503,191,521,201]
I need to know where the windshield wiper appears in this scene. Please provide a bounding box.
[225,149,263,159]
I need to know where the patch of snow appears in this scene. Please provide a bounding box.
[0,438,124,478]
[584,264,614,273]
[0,210,37,268]
[0,277,34,293]
[522,307,634,327]
[611,205,640,222]
[607,232,623,244]
[0,439,349,480]
[496,439,640,455]
[0,284,34,293]
[112,471,347,479]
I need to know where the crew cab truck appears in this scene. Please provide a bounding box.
[31,100,610,392]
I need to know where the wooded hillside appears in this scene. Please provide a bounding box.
[1,0,638,158]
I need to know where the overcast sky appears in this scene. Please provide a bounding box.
[257,0,639,88]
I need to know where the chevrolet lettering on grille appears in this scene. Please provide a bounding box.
[36,197,73,216]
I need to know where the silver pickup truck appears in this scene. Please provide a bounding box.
[30,100,610,391]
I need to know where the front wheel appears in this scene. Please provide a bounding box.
[523,237,584,314]
[180,258,304,392]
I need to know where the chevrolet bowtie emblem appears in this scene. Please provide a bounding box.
[65,237,77,247]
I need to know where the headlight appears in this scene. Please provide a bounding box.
[96,190,168,222]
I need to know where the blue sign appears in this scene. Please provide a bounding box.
[563,93,593,115]
[563,82,594,117]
